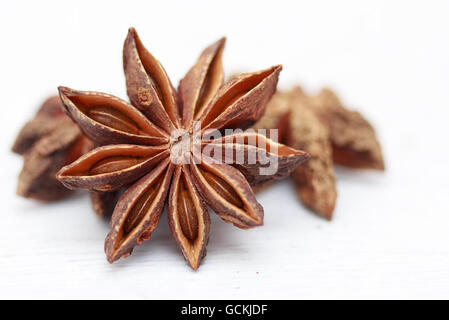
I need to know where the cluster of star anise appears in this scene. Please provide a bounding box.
[13,28,309,269]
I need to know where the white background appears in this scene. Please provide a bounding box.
[1,0,448,299]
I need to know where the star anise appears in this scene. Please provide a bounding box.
[56,28,308,269]
[307,88,384,170]
[12,95,120,216]
[12,96,88,201]
[253,86,384,220]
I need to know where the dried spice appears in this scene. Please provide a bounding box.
[285,88,337,219]
[12,96,86,201]
[12,96,118,216]
[309,88,385,170]
[90,190,121,218]
[56,28,308,269]
[253,86,384,220]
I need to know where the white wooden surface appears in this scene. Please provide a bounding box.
[1,0,448,299]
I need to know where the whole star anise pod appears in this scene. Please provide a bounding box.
[56,28,308,269]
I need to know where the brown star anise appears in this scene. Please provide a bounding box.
[253,86,384,220]
[12,96,88,201]
[12,95,120,216]
[56,28,308,269]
